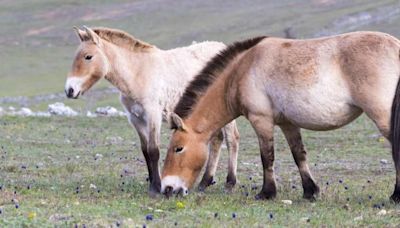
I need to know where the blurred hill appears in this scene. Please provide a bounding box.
[0,0,399,109]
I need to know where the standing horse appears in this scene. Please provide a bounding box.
[65,26,240,194]
[161,31,400,202]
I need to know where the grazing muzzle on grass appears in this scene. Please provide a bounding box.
[161,113,208,197]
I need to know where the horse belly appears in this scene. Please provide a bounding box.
[272,72,362,131]
[281,99,362,131]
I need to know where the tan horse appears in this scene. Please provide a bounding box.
[161,31,400,202]
[65,26,240,194]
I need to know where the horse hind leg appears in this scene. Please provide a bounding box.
[198,129,224,191]
[280,124,320,200]
[222,121,240,191]
[360,94,399,202]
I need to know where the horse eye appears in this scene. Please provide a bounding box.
[175,147,184,153]
[84,55,93,60]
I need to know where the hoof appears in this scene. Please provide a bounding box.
[303,182,320,201]
[255,190,276,200]
[198,176,214,192]
[390,192,400,203]
[148,182,161,197]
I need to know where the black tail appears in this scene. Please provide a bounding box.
[390,73,400,202]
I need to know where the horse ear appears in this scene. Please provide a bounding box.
[82,25,100,45]
[170,113,186,131]
[73,26,86,42]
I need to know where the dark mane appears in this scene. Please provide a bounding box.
[174,36,267,119]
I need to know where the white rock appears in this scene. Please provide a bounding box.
[89,184,97,189]
[380,159,388,165]
[86,111,97,118]
[95,106,126,117]
[13,107,34,116]
[8,106,15,111]
[300,217,310,222]
[354,215,363,221]
[377,209,387,216]
[95,153,103,159]
[34,111,51,117]
[48,102,78,116]
[282,200,293,205]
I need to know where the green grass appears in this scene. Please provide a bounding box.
[1,115,400,227]
[2,1,400,226]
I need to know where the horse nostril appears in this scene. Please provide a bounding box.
[164,186,173,198]
[66,87,74,98]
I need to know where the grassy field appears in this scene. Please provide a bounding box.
[2,0,400,227]
[1,115,400,227]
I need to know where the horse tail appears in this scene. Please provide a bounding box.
[390,62,400,201]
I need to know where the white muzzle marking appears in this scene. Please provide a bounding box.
[161,175,188,195]
[65,76,86,97]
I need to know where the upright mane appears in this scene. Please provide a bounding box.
[92,27,155,52]
[174,36,267,119]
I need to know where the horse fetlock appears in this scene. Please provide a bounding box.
[390,184,400,203]
[303,180,320,200]
[225,174,237,190]
[255,188,277,200]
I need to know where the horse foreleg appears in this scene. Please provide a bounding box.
[249,114,276,200]
[128,113,161,195]
[280,124,319,200]
[198,129,223,191]
[222,121,240,190]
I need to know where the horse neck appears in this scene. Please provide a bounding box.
[102,41,160,96]
[186,75,239,141]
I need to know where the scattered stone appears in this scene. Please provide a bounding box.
[95,106,125,117]
[380,159,388,165]
[343,204,350,210]
[282,200,293,205]
[89,184,97,189]
[377,209,387,216]
[354,215,363,221]
[86,111,97,118]
[48,102,78,116]
[95,153,103,160]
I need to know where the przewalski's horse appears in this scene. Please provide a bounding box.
[161,31,400,202]
[65,26,240,194]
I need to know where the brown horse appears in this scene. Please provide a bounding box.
[161,31,400,202]
[65,26,240,194]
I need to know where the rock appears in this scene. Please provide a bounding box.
[13,107,34,116]
[377,209,387,216]
[86,111,97,118]
[48,102,78,116]
[34,111,51,117]
[380,159,388,165]
[95,106,125,117]
[354,215,363,221]
[89,184,97,189]
[282,200,293,205]
[95,153,103,160]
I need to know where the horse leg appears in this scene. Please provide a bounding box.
[280,124,319,200]
[222,121,240,190]
[248,114,276,200]
[363,104,399,202]
[128,112,161,195]
[198,129,223,191]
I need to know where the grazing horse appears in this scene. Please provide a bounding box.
[65,26,240,194]
[161,31,400,202]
